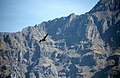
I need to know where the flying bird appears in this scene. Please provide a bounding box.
[39,34,48,43]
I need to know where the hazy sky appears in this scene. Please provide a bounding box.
[0,0,99,32]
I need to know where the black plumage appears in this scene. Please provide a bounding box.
[39,34,48,43]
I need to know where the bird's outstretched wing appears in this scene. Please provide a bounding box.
[44,33,48,40]
[39,33,48,43]
[39,40,42,43]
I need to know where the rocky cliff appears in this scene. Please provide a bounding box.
[0,0,120,78]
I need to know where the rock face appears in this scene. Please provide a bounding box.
[0,0,120,78]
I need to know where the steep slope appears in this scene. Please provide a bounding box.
[89,0,120,13]
[88,0,120,49]
[0,0,120,78]
[89,0,120,35]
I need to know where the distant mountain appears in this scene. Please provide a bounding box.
[0,0,120,78]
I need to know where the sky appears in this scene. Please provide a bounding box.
[0,0,99,32]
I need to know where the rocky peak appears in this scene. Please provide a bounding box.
[89,0,120,13]
[68,13,76,18]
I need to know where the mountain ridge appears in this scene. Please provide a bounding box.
[0,0,120,78]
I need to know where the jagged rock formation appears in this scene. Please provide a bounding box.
[0,0,120,78]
